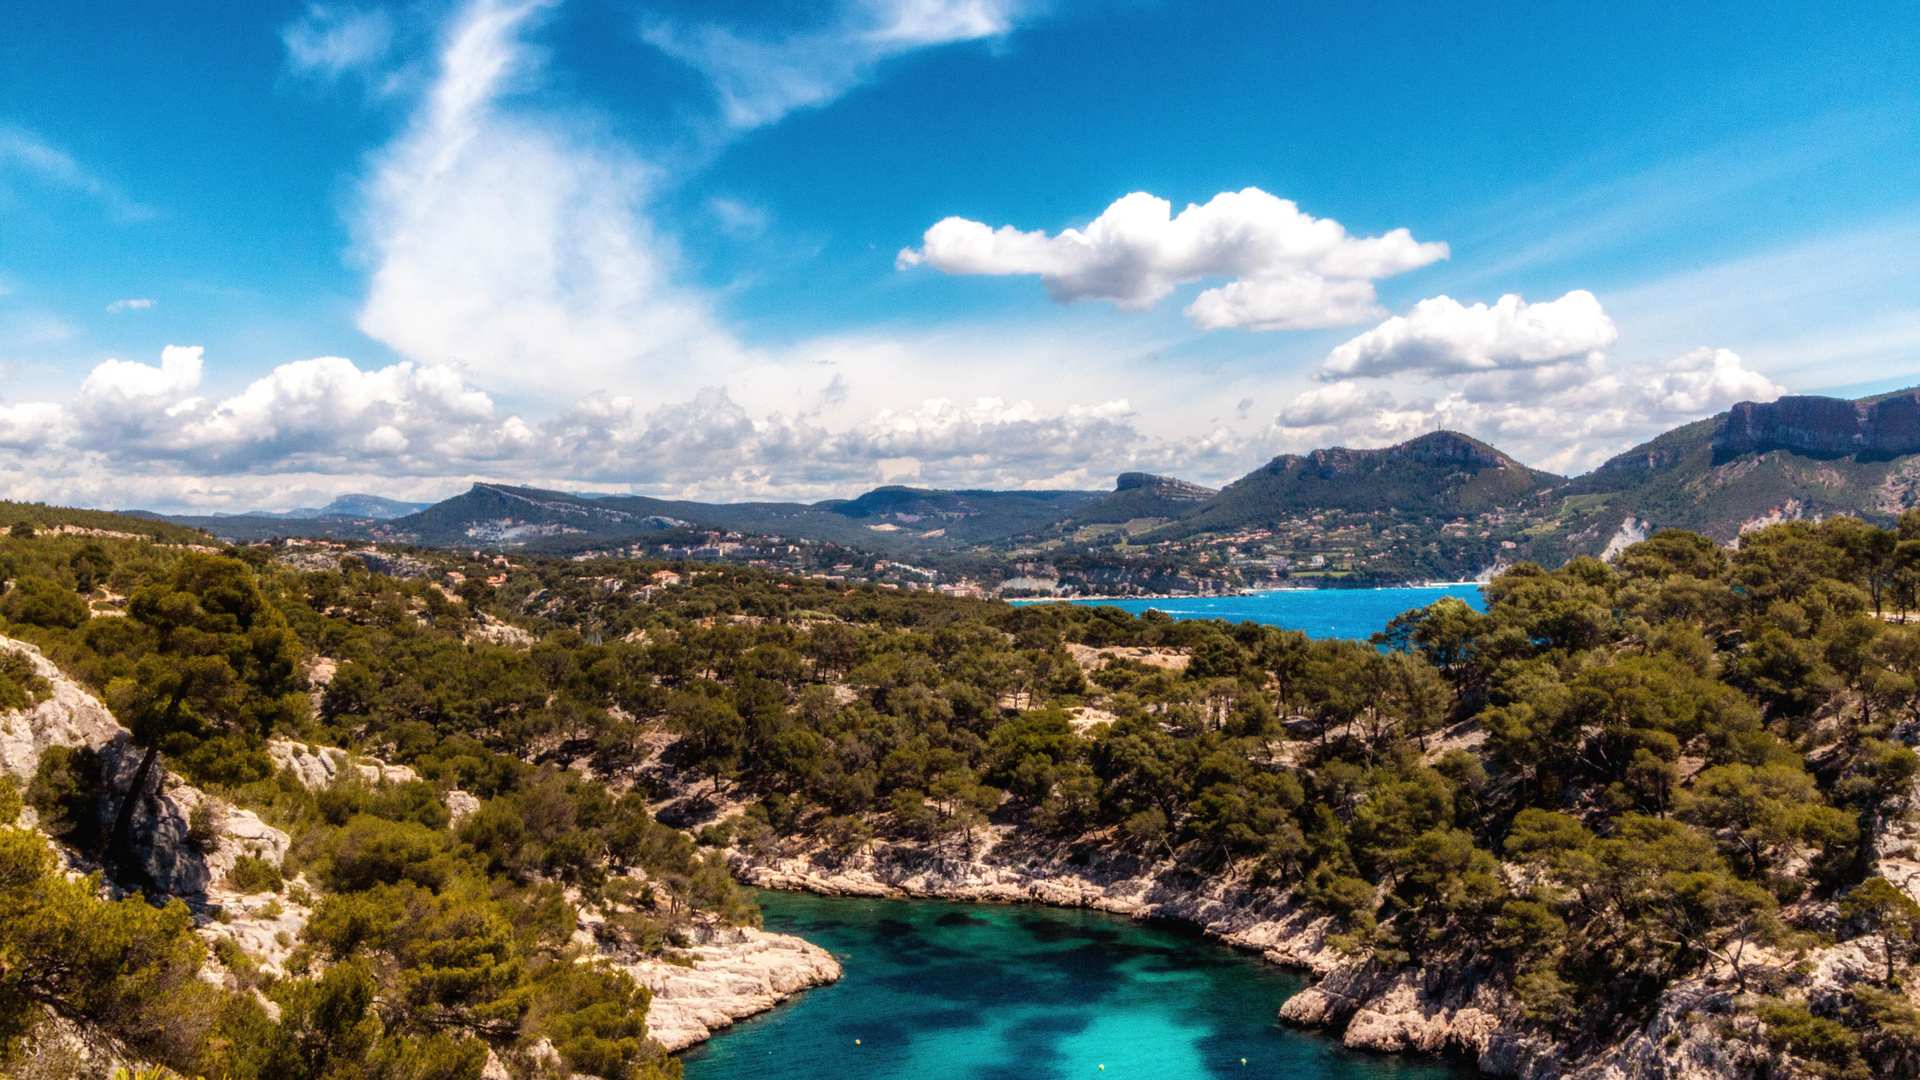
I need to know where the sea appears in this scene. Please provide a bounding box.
[681,889,1471,1080]
[1018,584,1487,640]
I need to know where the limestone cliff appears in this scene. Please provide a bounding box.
[1714,391,1920,460]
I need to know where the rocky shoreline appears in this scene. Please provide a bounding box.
[620,926,842,1052]
[727,825,1826,1080]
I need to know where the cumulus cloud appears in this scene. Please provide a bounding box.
[105,298,153,313]
[645,0,1025,130]
[1319,290,1617,378]
[1275,289,1786,472]
[39,347,525,474]
[899,188,1447,330]
[0,345,1167,508]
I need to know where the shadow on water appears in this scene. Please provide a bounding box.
[680,890,1481,1080]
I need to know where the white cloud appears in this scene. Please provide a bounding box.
[1274,288,1785,473]
[105,298,154,313]
[706,196,769,237]
[0,345,1173,508]
[644,0,1024,130]
[899,188,1447,330]
[353,0,745,398]
[283,4,395,81]
[1275,382,1395,427]
[1320,290,1616,378]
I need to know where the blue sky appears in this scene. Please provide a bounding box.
[2,0,1917,511]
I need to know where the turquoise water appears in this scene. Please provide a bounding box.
[1029,585,1487,640]
[680,890,1473,1080]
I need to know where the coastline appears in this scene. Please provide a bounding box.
[718,825,1784,1080]
[1009,581,1487,605]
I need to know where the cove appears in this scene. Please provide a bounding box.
[680,889,1474,1080]
[1025,584,1487,640]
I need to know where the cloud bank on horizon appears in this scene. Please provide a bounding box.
[8,0,1891,515]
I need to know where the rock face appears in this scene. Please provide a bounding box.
[621,926,842,1052]
[0,639,123,780]
[1715,390,1920,460]
[0,636,290,899]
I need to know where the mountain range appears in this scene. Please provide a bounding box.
[129,386,1920,569]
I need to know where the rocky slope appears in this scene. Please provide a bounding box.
[0,633,839,1062]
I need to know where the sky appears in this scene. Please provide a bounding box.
[2,0,1918,513]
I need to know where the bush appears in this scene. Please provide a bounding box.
[0,576,89,629]
[227,856,283,895]
[25,745,103,852]
[319,816,449,893]
[0,651,49,713]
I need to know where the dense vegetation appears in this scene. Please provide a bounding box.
[5,508,1920,1077]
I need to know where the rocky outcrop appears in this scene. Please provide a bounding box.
[468,613,536,649]
[267,739,418,789]
[1114,472,1215,500]
[620,926,842,1052]
[0,639,122,780]
[1600,517,1652,562]
[1714,391,1920,460]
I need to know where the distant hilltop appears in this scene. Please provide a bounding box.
[123,385,1920,577]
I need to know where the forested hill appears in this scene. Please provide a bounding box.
[6,509,1920,1076]
[0,499,210,544]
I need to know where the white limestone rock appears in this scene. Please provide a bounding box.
[622,926,842,1052]
[267,739,418,788]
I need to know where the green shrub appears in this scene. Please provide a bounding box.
[227,856,283,895]
[25,745,103,852]
[0,576,89,629]
[0,651,49,713]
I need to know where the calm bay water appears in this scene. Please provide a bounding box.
[681,890,1472,1080]
[1030,584,1487,640]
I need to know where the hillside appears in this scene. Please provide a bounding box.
[1161,431,1563,534]
[0,500,210,544]
[4,518,1918,1080]
[1036,431,1582,586]
[147,482,1106,553]
[1567,387,1920,544]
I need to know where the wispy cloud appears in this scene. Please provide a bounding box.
[353,0,745,399]
[105,298,154,313]
[643,0,1028,130]
[283,3,395,81]
[0,125,151,221]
